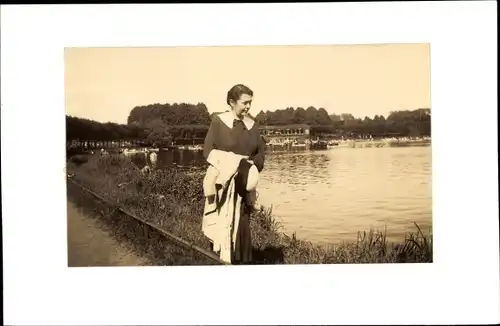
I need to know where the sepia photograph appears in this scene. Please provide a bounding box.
[65,44,433,266]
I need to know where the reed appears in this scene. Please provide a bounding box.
[66,154,433,264]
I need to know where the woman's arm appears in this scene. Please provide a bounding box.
[203,116,219,160]
[250,133,266,172]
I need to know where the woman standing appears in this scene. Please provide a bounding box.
[202,84,266,264]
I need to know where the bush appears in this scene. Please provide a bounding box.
[69,154,89,166]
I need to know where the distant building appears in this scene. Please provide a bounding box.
[258,124,330,150]
[259,124,311,141]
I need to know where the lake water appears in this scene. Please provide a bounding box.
[133,145,433,245]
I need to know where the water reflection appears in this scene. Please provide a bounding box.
[131,149,206,170]
[129,146,432,244]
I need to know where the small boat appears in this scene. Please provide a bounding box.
[327,141,339,148]
[149,151,158,163]
[187,145,203,151]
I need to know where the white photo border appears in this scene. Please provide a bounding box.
[2,2,499,325]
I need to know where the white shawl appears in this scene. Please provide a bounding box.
[202,149,248,264]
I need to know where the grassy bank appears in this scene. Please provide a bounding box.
[66,154,433,264]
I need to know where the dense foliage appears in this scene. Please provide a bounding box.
[66,115,147,141]
[255,107,431,137]
[127,102,212,126]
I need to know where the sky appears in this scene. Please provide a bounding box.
[65,43,431,124]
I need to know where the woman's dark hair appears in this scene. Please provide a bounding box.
[227,84,253,105]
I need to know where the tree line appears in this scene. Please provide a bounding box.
[66,115,148,141]
[126,102,430,137]
[67,102,431,144]
[254,107,431,137]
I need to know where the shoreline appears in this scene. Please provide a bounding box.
[66,154,433,265]
[67,138,432,156]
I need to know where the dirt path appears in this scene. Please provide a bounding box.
[67,201,148,267]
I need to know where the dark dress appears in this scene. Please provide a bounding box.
[203,112,266,264]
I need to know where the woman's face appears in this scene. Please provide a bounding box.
[231,94,253,119]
